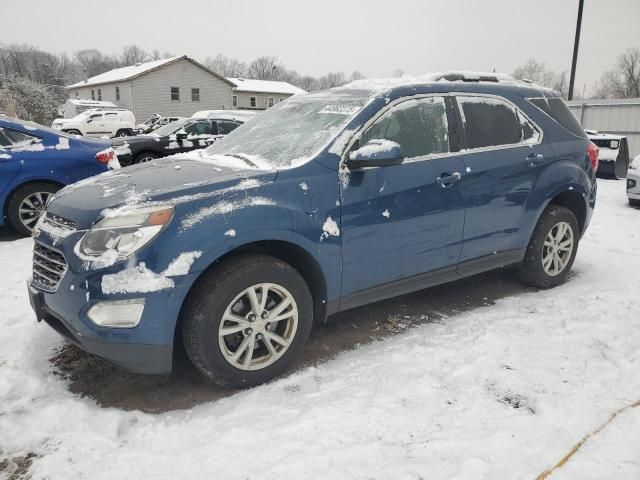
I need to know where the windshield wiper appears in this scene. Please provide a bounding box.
[224,153,258,168]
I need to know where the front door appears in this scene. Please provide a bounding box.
[85,112,106,137]
[340,96,465,305]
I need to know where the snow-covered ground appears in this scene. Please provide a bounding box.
[1,180,639,479]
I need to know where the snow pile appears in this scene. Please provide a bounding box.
[54,138,69,150]
[101,262,174,294]
[162,251,202,277]
[382,209,390,218]
[0,153,11,159]
[113,142,131,157]
[299,182,308,191]
[349,139,400,159]
[320,216,340,241]
[0,181,640,479]
[224,229,236,237]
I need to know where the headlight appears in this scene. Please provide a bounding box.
[79,205,174,258]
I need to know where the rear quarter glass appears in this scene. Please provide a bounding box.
[528,98,587,138]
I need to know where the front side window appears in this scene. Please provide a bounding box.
[458,96,521,149]
[360,97,449,158]
[88,113,103,123]
[185,120,214,136]
[217,120,241,135]
[191,88,200,102]
[250,97,257,108]
[171,87,180,101]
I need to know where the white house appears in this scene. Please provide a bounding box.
[65,56,306,122]
[65,56,236,122]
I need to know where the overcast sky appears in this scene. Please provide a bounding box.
[2,0,639,94]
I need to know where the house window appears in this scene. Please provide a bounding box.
[97,89,102,101]
[75,92,79,98]
[191,88,200,102]
[232,95,238,107]
[115,86,120,101]
[171,87,180,101]
[91,89,95,100]
[268,97,274,108]
[250,96,256,108]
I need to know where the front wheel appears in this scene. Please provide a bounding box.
[181,255,313,388]
[517,205,579,289]
[114,129,130,137]
[133,152,159,164]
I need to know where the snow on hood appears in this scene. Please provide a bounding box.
[47,156,277,229]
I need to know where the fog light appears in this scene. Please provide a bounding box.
[87,299,145,328]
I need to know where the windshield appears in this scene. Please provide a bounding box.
[203,92,369,168]
[152,119,189,136]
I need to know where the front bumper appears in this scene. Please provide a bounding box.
[29,284,173,374]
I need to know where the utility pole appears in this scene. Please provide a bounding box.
[568,0,585,100]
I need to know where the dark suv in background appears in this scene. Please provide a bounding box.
[29,72,597,388]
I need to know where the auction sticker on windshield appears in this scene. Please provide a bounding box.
[319,105,361,115]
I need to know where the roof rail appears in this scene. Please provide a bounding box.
[436,72,500,83]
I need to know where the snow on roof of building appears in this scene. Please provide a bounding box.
[67,56,184,89]
[227,78,306,95]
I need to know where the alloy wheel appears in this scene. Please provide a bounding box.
[542,221,574,276]
[18,192,52,231]
[218,283,298,371]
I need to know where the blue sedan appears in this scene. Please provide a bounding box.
[0,116,118,235]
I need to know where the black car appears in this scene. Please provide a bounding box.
[112,117,243,166]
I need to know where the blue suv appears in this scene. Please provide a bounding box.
[1,116,116,235]
[28,73,598,387]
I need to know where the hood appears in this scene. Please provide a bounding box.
[47,155,277,229]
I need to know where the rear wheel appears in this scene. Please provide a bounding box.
[7,183,60,236]
[133,152,159,164]
[517,205,579,289]
[181,254,313,388]
[115,129,130,137]
[64,129,81,135]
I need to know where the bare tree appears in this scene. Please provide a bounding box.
[120,45,149,66]
[512,59,568,98]
[349,71,365,81]
[249,56,283,80]
[298,75,317,91]
[73,49,118,78]
[204,54,248,77]
[392,68,404,78]
[592,48,640,99]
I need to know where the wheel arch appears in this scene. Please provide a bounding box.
[547,189,587,234]
[174,239,330,356]
[3,179,65,220]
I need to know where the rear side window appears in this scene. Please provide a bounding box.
[529,97,586,138]
[361,97,449,158]
[457,96,521,149]
[217,120,241,135]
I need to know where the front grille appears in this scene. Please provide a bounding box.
[32,242,68,292]
[42,212,76,232]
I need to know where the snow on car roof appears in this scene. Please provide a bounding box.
[190,110,261,122]
[227,78,306,95]
[586,130,625,141]
[67,56,183,89]
[337,71,551,95]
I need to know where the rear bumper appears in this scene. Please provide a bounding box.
[28,283,173,374]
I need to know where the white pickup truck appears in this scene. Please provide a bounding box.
[52,109,136,138]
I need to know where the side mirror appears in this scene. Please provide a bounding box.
[346,139,404,170]
[175,129,188,141]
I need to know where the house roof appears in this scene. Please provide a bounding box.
[66,55,235,89]
[227,78,306,95]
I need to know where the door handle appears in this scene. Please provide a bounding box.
[436,171,462,188]
[526,153,544,167]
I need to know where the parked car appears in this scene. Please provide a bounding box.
[29,73,597,388]
[1,116,119,235]
[134,114,183,135]
[51,109,136,138]
[627,154,640,207]
[111,115,245,166]
[585,130,629,179]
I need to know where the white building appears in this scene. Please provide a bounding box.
[65,56,236,122]
[227,78,306,110]
[65,56,306,122]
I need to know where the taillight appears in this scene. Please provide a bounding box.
[96,148,115,165]
[587,141,599,173]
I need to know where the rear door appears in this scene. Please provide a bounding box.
[454,95,553,269]
[340,96,466,302]
[0,128,23,197]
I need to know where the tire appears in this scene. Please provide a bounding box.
[64,129,81,136]
[115,129,130,137]
[133,152,159,164]
[181,254,313,388]
[7,183,60,236]
[629,198,640,208]
[516,205,580,289]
